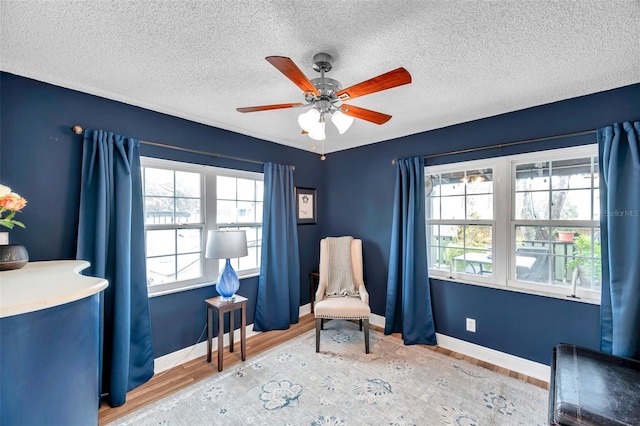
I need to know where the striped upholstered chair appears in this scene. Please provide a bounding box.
[314,237,370,354]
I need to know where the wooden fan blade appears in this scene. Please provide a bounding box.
[266,56,321,97]
[236,103,304,113]
[341,104,392,125]
[336,67,411,101]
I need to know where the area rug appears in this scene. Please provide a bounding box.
[112,320,548,425]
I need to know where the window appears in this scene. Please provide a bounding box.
[215,175,263,275]
[427,166,495,277]
[141,157,263,296]
[426,145,600,302]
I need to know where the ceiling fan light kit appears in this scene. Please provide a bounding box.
[237,52,412,145]
[330,110,354,134]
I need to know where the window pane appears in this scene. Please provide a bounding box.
[145,197,175,224]
[427,174,440,197]
[551,158,593,190]
[255,181,264,202]
[515,191,549,220]
[516,156,598,222]
[514,225,601,287]
[438,172,465,196]
[552,189,592,220]
[177,228,201,254]
[145,168,174,196]
[175,171,200,197]
[440,224,493,275]
[239,247,259,270]
[147,256,176,284]
[217,200,237,223]
[568,230,601,292]
[237,201,256,223]
[244,227,259,249]
[465,169,492,195]
[452,250,492,275]
[146,229,175,257]
[217,176,236,199]
[237,178,255,200]
[440,196,465,219]
[427,197,441,220]
[255,202,263,223]
[176,198,201,223]
[515,163,549,192]
[467,194,493,219]
[465,225,492,250]
[177,253,201,281]
[427,225,446,270]
[517,226,551,283]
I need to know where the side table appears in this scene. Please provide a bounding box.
[205,295,247,372]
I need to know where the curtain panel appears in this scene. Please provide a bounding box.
[254,163,300,331]
[598,121,640,360]
[385,157,437,345]
[76,129,154,407]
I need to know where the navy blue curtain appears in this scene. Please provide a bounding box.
[76,129,154,407]
[254,163,300,331]
[599,121,640,360]
[385,157,437,345]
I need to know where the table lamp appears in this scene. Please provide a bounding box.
[205,230,248,301]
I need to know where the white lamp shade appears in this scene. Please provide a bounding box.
[308,121,326,141]
[298,109,321,133]
[205,230,248,259]
[331,111,354,134]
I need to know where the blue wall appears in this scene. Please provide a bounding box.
[2,71,639,366]
[323,83,640,364]
[0,72,324,357]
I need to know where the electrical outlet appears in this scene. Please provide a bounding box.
[466,318,476,333]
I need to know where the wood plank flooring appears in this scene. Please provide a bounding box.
[98,314,549,425]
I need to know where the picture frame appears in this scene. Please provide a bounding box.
[295,187,317,225]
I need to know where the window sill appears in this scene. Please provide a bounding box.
[430,274,601,305]
[148,272,260,298]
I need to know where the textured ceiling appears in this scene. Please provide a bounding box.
[2,1,639,154]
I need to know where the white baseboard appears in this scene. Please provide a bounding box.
[154,325,261,374]
[155,306,549,383]
[434,333,550,382]
[369,313,548,383]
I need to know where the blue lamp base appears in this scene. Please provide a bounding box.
[217,258,240,301]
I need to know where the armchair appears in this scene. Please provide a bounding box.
[314,237,371,354]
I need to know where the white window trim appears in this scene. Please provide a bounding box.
[141,157,263,297]
[426,144,600,305]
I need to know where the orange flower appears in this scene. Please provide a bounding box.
[0,184,27,229]
[0,193,27,211]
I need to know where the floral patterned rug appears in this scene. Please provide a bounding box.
[112,320,548,425]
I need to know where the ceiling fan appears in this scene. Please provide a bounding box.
[237,53,412,141]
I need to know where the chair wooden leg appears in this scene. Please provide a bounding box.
[321,318,325,330]
[316,318,322,353]
[363,319,370,354]
[359,319,362,331]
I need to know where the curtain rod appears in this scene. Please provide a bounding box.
[391,129,597,164]
[70,125,291,168]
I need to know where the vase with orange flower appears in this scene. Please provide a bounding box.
[0,183,29,271]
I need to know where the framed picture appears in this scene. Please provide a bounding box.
[295,187,317,225]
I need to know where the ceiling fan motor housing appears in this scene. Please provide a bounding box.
[312,52,333,73]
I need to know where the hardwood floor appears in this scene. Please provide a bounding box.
[98,314,549,425]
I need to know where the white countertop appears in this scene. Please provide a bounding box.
[0,260,108,318]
